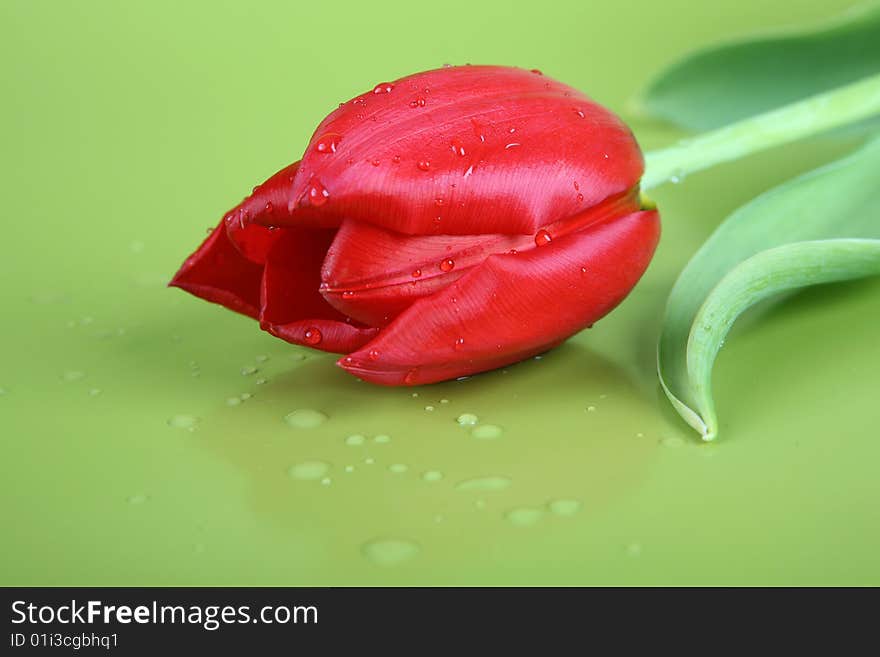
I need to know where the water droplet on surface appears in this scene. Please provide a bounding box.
[240,392,252,401]
[455,476,511,492]
[586,405,596,412]
[288,460,331,480]
[535,229,552,247]
[255,355,269,363]
[404,370,418,385]
[439,398,449,404]
[421,470,443,482]
[372,82,394,94]
[450,138,466,157]
[439,258,455,272]
[361,538,420,566]
[417,160,431,171]
[320,477,332,486]
[226,397,241,407]
[505,142,521,150]
[303,327,323,345]
[424,405,435,411]
[264,202,274,214]
[63,370,85,382]
[241,366,258,376]
[373,434,391,444]
[456,413,479,426]
[388,463,408,474]
[411,269,421,278]
[471,424,503,440]
[392,155,401,164]
[88,388,101,396]
[345,434,366,446]
[530,68,543,75]
[368,349,380,361]
[548,499,581,516]
[364,457,375,465]
[283,408,328,429]
[661,436,685,448]
[307,179,330,206]
[344,465,355,473]
[256,378,268,385]
[626,542,642,557]
[370,159,380,167]
[576,193,584,202]
[410,97,426,108]
[167,414,199,430]
[315,133,342,154]
[454,337,465,351]
[574,109,586,118]
[505,507,544,526]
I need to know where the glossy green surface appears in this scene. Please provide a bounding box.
[2,0,878,585]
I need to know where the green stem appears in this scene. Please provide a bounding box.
[641,72,880,190]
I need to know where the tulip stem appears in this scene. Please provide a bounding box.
[641,72,880,190]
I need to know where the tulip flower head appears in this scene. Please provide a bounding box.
[170,65,660,385]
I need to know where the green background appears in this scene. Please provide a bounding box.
[2,0,878,585]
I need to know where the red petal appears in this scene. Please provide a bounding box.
[259,228,378,353]
[321,189,641,327]
[168,220,264,319]
[339,209,660,384]
[258,66,643,235]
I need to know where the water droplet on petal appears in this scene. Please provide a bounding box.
[307,179,330,206]
[576,193,584,202]
[370,159,380,167]
[392,155,401,164]
[530,68,543,75]
[454,337,465,350]
[368,349,380,361]
[372,82,394,94]
[411,269,421,278]
[574,109,586,118]
[417,160,431,171]
[303,327,322,345]
[439,258,455,272]
[450,139,466,157]
[505,142,521,150]
[314,133,342,154]
[410,97,426,108]
[535,229,552,246]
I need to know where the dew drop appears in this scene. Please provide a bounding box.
[370,159,380,167]
[388,463,408,474]
[421,470,443,482]
[450,139,466,157]
[454,337,465,351]
[455,476,511,491]
[439,258,455,272]
[439,398,449,404]
[88,388,101,396]
[303,327,323,345]
[167,414,199,430]
[404,369,418,385]
[586,405,596,412]
[307,179,330,206]
[530,68,543,75]
[344,465,355,473]
[341,290,355,299]
[505,507,544,526]
[424,405,435,411]
[283,408,328,429]
[576,193,584,202]
[392,155,401,164]
[548,499,581,516]
[661,436,685,448]
[505,142,521,150]
[256,377,268,385]
[417,160,431,172]
[240,365,258,376]
[471,424,503,440]
[361,538,420,566]
[368,349,380,361]
[314,133,342,154]
[255,354,269,362]
[320,477,332,486]
[411,269,421,278]
[574,109,586,118]
[226,397,242,407]
[409,97,426,108]
[345,434,366,446]
[456,413,479,426]
[63,370,85,382]
[288,460,330,480]
[264,202,274,213]
[373,434,391,444]
[372,82,394,94]
[534,229,552,247]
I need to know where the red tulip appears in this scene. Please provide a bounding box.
[170,65,660,385]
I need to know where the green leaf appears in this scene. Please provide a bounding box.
[636,4,880,131]
[658,138,880,440]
